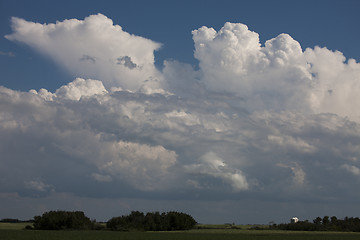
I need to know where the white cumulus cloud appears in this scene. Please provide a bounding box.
[192,23,311,112]
[5,14,163,91]
[185,152,249,192]
[192,22,360,119]
[30,78,107,101]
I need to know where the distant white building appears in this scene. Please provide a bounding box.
[291,217,299,223]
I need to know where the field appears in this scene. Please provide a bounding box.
[1,223,360,240]
[0,222,30,230]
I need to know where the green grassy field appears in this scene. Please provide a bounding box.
[0,222,30,230]
[1,223,360,240]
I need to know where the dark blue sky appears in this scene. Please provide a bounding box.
[1,0,359,91]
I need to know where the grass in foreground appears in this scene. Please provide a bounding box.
[1,229,360,240]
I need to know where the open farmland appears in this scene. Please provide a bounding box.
[0,222,30,230]
[1,227,360,240]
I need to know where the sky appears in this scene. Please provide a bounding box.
[0,0,360,224]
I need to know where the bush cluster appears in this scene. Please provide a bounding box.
[107,211,197,231]
[33,211,93,230]
[271,216,360,232]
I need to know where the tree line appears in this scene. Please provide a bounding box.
[107,211,197,231]
[7,211,360,232]
[271,216,360,232]
[24,210,196,231]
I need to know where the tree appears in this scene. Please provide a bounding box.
[330,216,338,224]
[273,215,360,232]
[107,211,197,231]
[322,216,330,226]
[313,217,322,225]
[33,210,93,230]
[106,216,128,231]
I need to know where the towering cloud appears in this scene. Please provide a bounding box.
[192,23,311,111]
[192,22,360,119]
[305,47,360,118]
[6,15,360,119]
[5,14,163,91]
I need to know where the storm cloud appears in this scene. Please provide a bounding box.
[2,14,360,223]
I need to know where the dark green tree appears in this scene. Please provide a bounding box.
[33,210,92,230]
[106,216,128,231]
[322,216,330,226]
[107,211,196,231]
[313,217,322,225]
[273,215,360,232]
